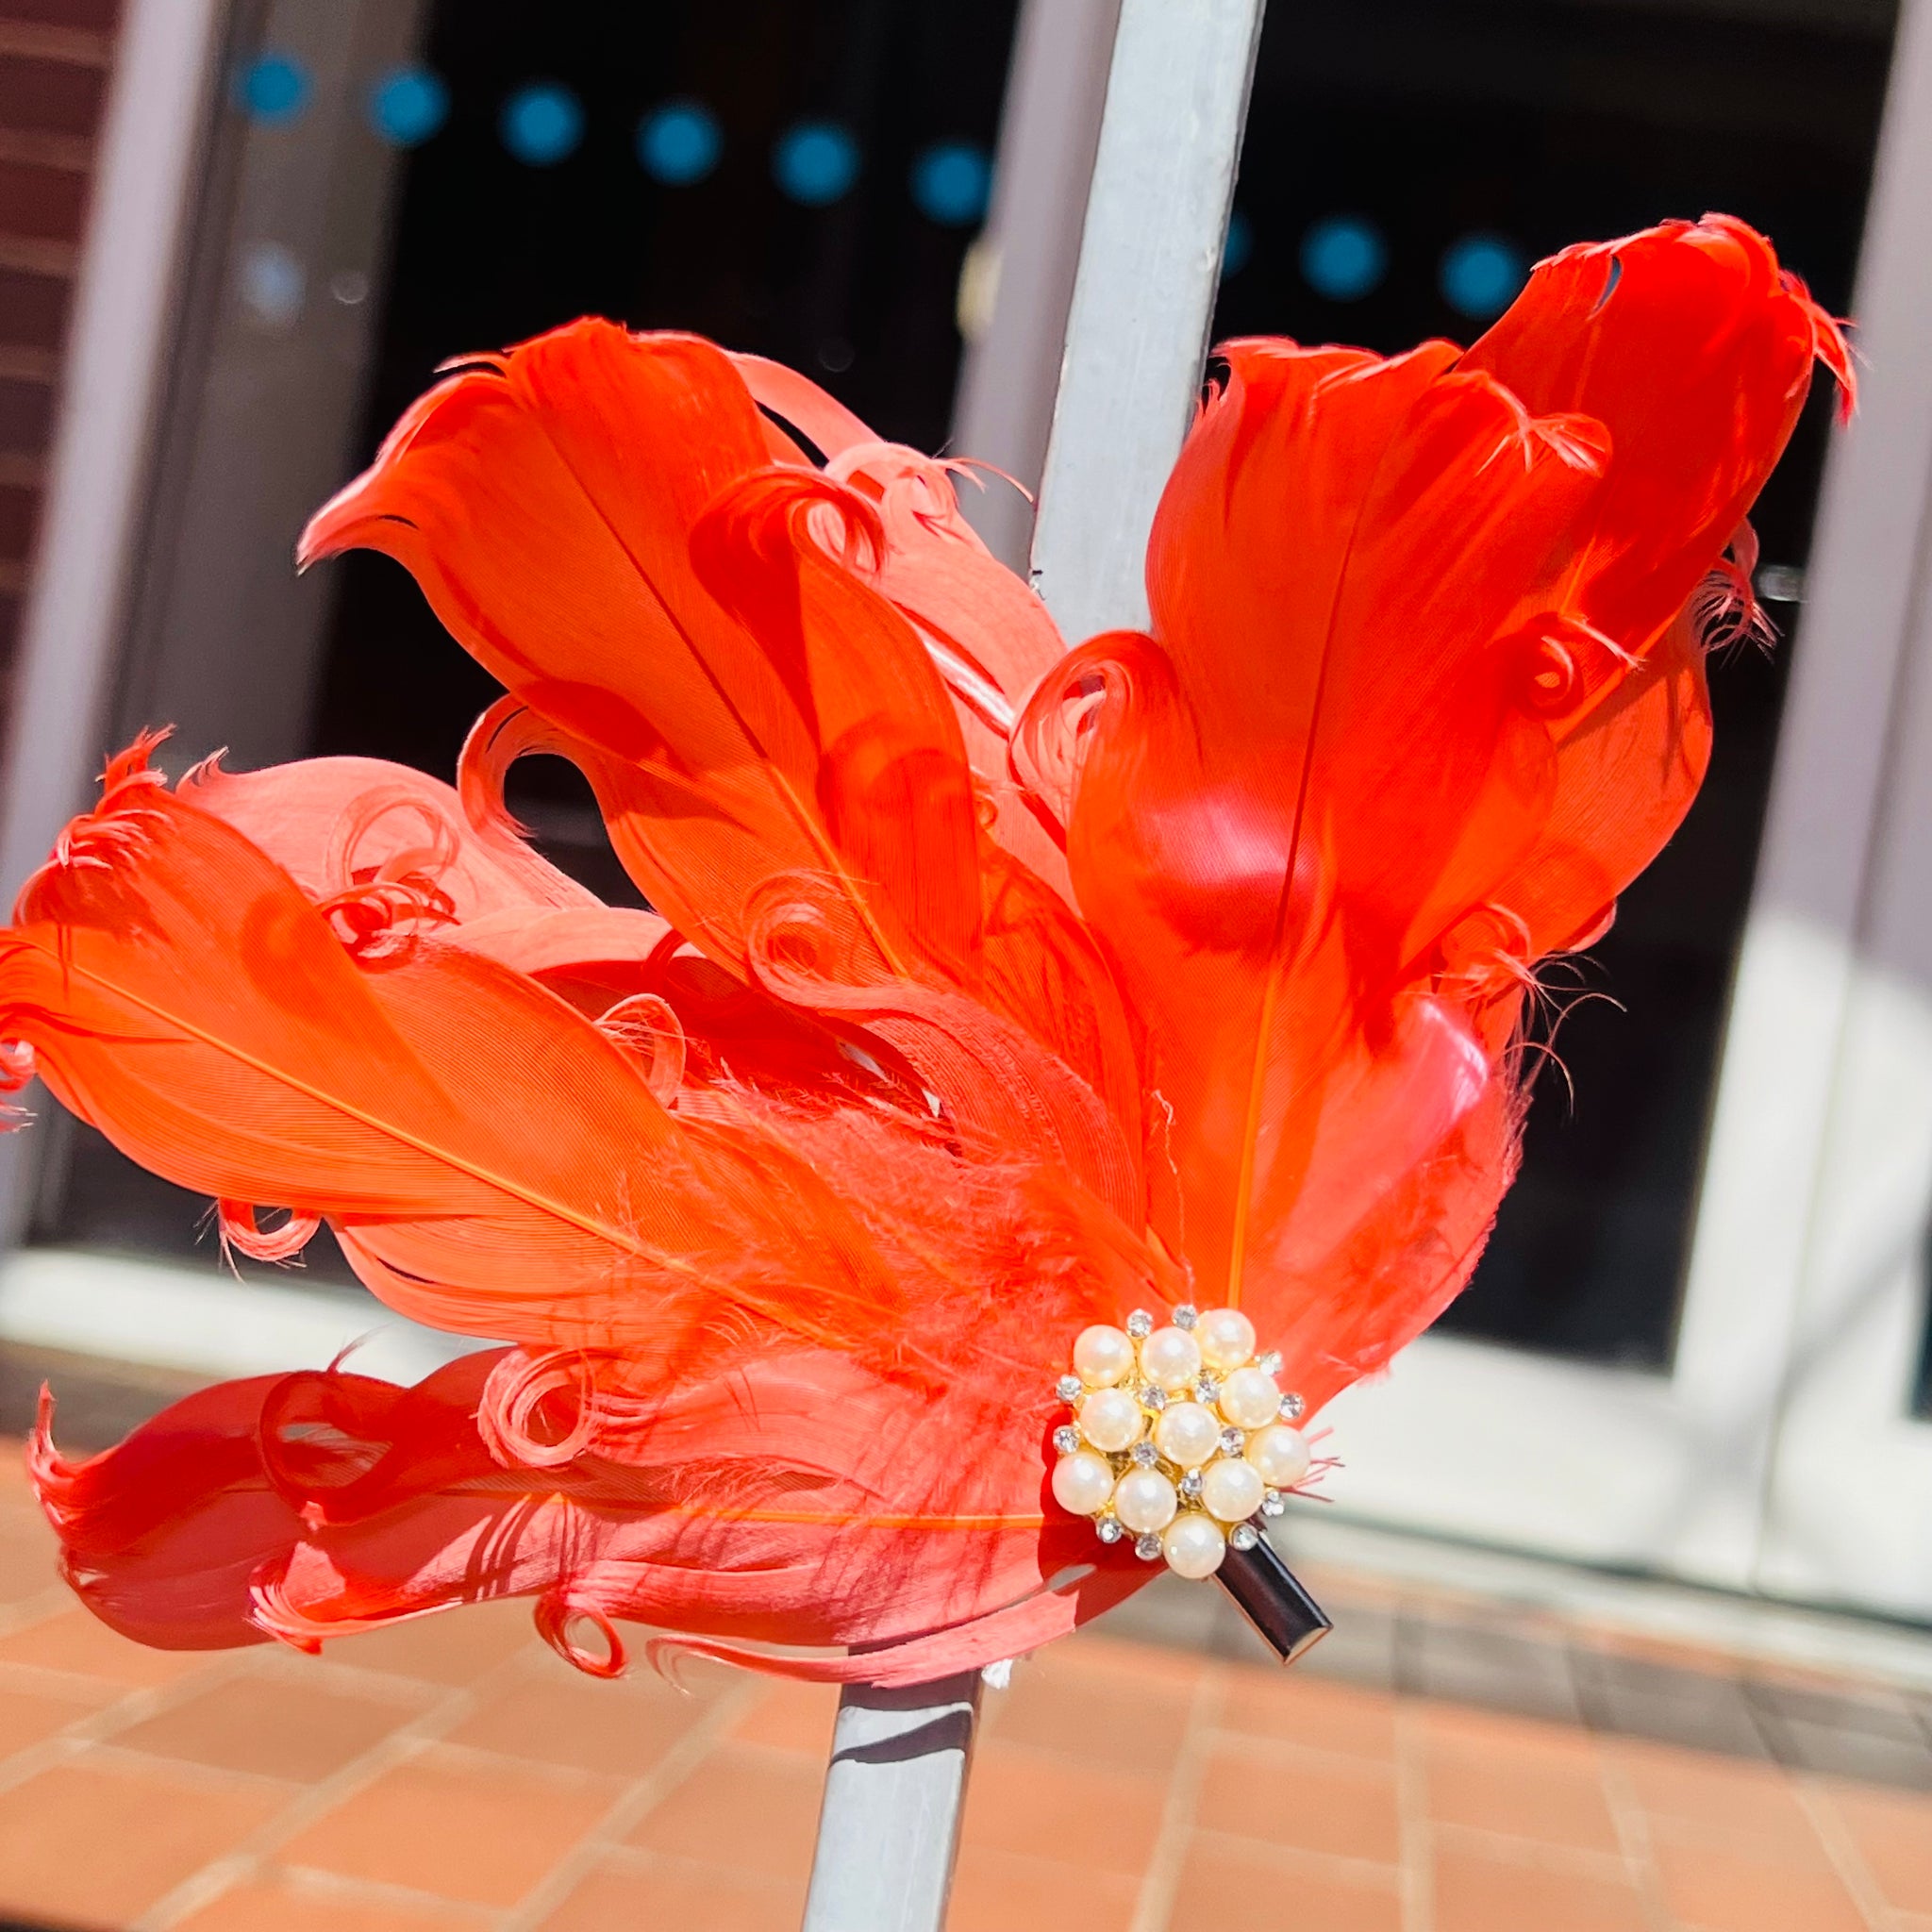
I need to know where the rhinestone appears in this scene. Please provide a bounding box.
[1229,1522,1260,1551]
[1125,1308,1154,1340]
[1219,1426,1246,1456]
[1173,1304,1199,1330]
[1130,1440,1159,1468]
[1260,1489,1286,1517]
[1193,1376,1220,1405]
[1095,1515,1124,1544]
[1052,1424,1080,1456]
[1179,1469,1203,1500]
[1278,1391,1306,1421]
[1140,1385,1168,1412]
[1257,1350,1283,1376]
[1057,1374,1083,1404]
[1134,1532,1163,1561]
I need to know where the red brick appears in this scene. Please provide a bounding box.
[278,1751,614,1907]
[1193,1739,1400,1863]
[0,373,49,452]
[984,1644,1192,1774]
[0,1,118,31]
[0,262,68,346]
[0,54,104,137]
[1819,1780,1932,1914]
[1654,1838,1868,1932]
[175,1877,485,1932]
[1435,1846,1648,1932]
[0,1761,284,1924]
[950,1842,1140,1932]
[111,1672,416,1782]
[1424,1716,1619,1852]
[727,1677,839,1757]
[626,1745,824,1883]
[957,1738,1167,1878]
[0,1681,96,1755]
[1169,1839,1401,1932]
[1610,1736,1817,1842]
[0,1606,216,1688]
[445,1663,708,1778]
[0,477,35,559]
[0,158,86,242]
[1218,1669,1397,1761]
[321,1597,537,1684]
[538,1857,801,1932]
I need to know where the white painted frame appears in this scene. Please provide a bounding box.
[0,0,226,907]
[1749,0,1932,1616]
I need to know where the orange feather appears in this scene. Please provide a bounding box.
[8,216,1848,1678]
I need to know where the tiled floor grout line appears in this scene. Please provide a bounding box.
[1423,1817,1641,1880]
[1126,1659,1224,1932]
[1791,1774,1896,1932]
[1595,1748,1678,1932]
[132,1647,548,1932]
[0,1650,260,1801]
[1392,1698,1434,1932]
[1185,1822,1406,1890]
[234,1861,499,1925]
[492,1671,766,1932]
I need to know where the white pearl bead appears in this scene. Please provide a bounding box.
[1161,1511,1226,1578]
[1112,1469,1178,1535]
[1152,1401,1222,1469]
[1195,1307,1257,1372]
[1073,1324,1136,1388]
[1246,1424,1310,1490]
[1138,1325,1203,1392]
[1218,1365,1282,1430]
[1051,1449,1115,1517]
[1200,1456,1266,1524]
[1078,1386,1143,1454]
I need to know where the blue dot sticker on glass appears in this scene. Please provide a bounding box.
[369,66,449,149]
[773,122,860,208]
[1221,208,1254,278]
[238,241,305,328]
[1299,215,1387,302]
[638,100,723,186]
[500,82,586,168]
[909,142,991,227]
[1441,232,1526,321]
[235,52,311,126]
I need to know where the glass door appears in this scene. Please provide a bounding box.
[1215,0,1913,1597]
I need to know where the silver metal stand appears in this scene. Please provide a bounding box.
[799,1673,984,1932]
[800,0,1269,1923]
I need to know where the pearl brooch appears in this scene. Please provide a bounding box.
[1078,1386,1143,1453]
[1073,1324,1137,1388]
[1049,1306,1312,1577]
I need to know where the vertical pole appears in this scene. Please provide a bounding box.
[801,4,1266,1926]
[800,1673,984,1932]
[949,0,1122,573]
[1030,0,1267,643]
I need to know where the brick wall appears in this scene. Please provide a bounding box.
[0,0,120,680]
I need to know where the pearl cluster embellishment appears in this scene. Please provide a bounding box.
[1051,1305,1310,1578]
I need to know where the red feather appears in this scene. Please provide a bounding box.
[7,215,1848,1677]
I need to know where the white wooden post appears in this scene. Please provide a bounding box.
[799,3,1266,1924]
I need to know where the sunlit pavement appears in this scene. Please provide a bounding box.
[0,1444,1926,1932]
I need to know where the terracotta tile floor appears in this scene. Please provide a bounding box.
[0,1447,1925,1931]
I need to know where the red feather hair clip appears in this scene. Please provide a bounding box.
[0,215,1848,1683]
